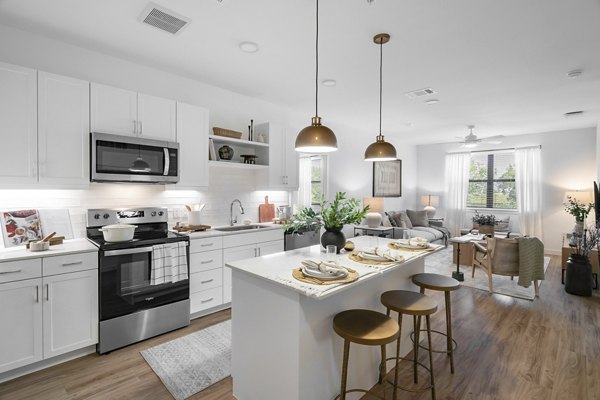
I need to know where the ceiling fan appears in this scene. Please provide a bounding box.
[456,125,504,148]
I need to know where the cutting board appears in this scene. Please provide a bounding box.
[259,196,275,223]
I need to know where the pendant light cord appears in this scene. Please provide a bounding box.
[379,38,383,135]
[315,0,319,117]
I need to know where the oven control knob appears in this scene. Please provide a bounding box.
[103,213,110,219]
[94,213,100,220]
[158,211,164,216]
[151,211,157,217]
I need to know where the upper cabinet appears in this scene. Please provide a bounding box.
[255,122,299,190]
[91,83,176,142]
[38,71,90,186]
[176,102,209,188]
[0,62,38,185]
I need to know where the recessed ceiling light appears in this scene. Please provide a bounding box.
[239,41,259,53]
[424,99,440,105]
[321,79,336,87]
[566,69,583,79]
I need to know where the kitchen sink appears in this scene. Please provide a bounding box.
[214,225,270,232]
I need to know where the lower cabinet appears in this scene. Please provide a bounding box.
[0,254,98,375]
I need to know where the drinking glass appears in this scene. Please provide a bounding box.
[326,245,337,263]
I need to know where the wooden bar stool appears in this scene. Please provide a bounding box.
[411,273,460,373]
[380,290,438,400]
[333,309,399,400]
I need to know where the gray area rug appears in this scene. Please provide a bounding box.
[425,247,550,300]
[141,320,231,400]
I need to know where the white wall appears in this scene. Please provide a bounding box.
[416,127,597,253]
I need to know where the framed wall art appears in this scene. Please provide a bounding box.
[373,160,402,197]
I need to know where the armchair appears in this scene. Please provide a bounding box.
[472,237,540,297]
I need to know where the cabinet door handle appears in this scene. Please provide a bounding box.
[201,278,214,284]
[200,259,214,264]
[200,243,214,247]
[62,261,83,267]
[45,284,50,301]
[0,269,22,274]
[133,120,138,135]
[139,121,143,135]
[200,297,214,303]
[34,285,39,303]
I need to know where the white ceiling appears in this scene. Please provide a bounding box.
[1,0,599,145]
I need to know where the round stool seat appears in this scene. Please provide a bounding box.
[412,273,460,292]
[381,290,438,316]
[333,309,399,346]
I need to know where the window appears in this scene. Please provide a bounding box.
[467,151,516,209]
[310,156,323,206]
[298,155,327,209]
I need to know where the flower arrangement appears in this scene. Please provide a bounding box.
[564,195,593,223]
[472,211,496,226]
[285,192,368,233]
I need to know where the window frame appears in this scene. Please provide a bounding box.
[466,151,517,211]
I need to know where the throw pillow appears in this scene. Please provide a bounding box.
[385,212,398,227]
[381,212,392,227]
[406,209,428,227]
[399,211,413,228]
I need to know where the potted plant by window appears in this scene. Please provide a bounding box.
[472,211,496,237]
[564,195,593,236]
[285,192,368,253]
[565,226,599,296]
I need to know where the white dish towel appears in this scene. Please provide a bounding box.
[151,242,189,285]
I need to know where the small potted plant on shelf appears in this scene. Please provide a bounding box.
[565,225,600,296]
[472,211,496,236]
[285,192,368,253]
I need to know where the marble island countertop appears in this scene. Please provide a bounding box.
[0,238,98,262]
[226,235,442,299]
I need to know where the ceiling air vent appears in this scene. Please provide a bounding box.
[405,87,436,99]
[139,3,191,35]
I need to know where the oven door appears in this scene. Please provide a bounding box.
[99,246,189,321]
[90,132,179,184]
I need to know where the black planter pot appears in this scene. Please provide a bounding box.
[565,254,593,296]
[321,228,346,253]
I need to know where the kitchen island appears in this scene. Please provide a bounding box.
[227,236,442,400]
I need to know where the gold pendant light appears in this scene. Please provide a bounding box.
[364,33,397,161]
[295,0,338,153]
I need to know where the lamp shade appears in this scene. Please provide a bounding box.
[420,195,440,207]
[295,116,338,153]
[363,197,384,213]
[364,135,397,161]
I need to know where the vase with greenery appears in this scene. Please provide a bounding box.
[472,211,496,236]
[564,195,593,235]
[565,226,599,296]
[285,192,368,252]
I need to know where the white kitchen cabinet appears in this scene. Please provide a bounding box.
[223,244,256,304]
[0,62,38,185]
[0,278,43,374]
[91,83,176,141]
[42,269,98,359]
[255,122,299,190]
[176,102,209,188]
[257,240,285,256]
[38,71,90,186]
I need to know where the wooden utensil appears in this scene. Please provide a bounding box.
[259,196,275,223]
[185,204,192,212]
[42,232,57,242]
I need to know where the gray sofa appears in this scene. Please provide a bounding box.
[381,210,448,246]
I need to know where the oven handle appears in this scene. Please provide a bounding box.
[104,247,154,257]
[163,148,170,176]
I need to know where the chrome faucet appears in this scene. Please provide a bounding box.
[230,199,245,226]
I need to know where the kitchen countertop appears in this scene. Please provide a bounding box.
[0,238,98,263]
[182,222,284,239]
[226,235,442,299]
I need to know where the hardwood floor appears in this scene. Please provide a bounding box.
[1,255,598,400]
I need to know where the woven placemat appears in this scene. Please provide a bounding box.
[348,252,399,265]
[387,242,434,252]
[292,268,359,285]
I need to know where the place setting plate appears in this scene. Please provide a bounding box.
[301,267,348,281]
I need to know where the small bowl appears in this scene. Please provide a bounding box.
[243,219,252,225]
[29,241,49,252]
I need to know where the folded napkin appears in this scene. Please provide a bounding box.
[301,259,348,275]
[361,247,405,262]
[408,237,429,247]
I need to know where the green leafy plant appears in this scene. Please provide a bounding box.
[564,195,593,223]
[472,211,496,226]
[284,192,368,233]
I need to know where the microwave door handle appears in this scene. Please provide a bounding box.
[104,247,154,257]
[163,148,170,176]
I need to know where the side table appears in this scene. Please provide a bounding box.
[353,225,394,238]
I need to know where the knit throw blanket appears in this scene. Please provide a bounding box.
[516,237,545,288]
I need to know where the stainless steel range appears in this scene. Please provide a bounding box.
[86,207,190,354]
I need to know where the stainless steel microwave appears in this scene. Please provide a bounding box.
[90,132,179,184]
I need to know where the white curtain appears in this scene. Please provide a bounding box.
[515,147,543,238]
[298,157,312,209]
[445,152,471,236]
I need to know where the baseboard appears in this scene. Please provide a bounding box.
[545,249,560,256]
[0,345,96,384]
[191,303,231,320]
